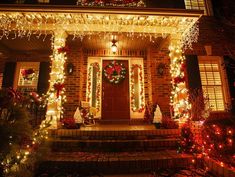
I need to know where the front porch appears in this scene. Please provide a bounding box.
[0,6,202,128]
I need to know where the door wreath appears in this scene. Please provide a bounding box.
[103,61,126,84]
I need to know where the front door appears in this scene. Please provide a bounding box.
[102,60,130,120]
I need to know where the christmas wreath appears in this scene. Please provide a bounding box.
[21,68,35,81]
[103,61,126,84]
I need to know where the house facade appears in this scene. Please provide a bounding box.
[0,0,234,128]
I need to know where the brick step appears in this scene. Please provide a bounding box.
[49,138,179,152]
[35,150,193,176]
[50,129,180,140]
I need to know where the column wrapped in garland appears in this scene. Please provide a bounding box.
[169,37,191,124]
[46,30,68,128]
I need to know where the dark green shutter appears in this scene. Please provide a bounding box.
[224,56,235,113]
[185,55,202,90]
[37,62,50,95]
[2,62,16,88]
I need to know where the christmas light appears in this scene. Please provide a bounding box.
[169,40,191,123]
[87,62,101,113]
[130,64,145,113]
[0,11,199,49]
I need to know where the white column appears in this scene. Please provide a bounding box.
[46,30,68,129]
[169,35,191,124]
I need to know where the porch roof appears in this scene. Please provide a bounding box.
[0,5,202,45]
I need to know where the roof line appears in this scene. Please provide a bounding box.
[0,4,203,17]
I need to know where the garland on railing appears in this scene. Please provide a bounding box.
[2,120,50,175]
[87,62,101,113]
[0,88,51,175]
[76,0,146,7]
[130,64,145,112]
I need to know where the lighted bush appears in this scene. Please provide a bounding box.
[202,116,235,167]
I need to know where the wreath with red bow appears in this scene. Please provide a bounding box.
[21,68,35,81]
[103,61,126,84]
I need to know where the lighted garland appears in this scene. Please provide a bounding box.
[46,45,68,119]
[130,64,145,112]
[87,62,101,112]
[169,44,191,123]
[77,0,146,7]
[1,120,50,175]
[103,61,126,84]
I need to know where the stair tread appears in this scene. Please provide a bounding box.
[49,138,179,142]
[44,150,191,162]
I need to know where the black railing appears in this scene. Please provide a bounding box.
[0,0,186,9]
[27,102,46,128]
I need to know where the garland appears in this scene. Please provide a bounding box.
[103,61,126,84]
[87,62,101,113]
[130,64,145,112]
[77,0,146,7]
[169,44,191,123]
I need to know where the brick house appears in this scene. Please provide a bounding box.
[0,0,234,128]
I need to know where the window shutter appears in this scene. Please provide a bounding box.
[37,62,50,95]
[185,55,202,90]
[224,56,235,113]
[2,62,16,88]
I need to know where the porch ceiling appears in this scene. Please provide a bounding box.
[0,33,163,51]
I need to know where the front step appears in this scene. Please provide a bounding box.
[36,150,193,176]
[50,138,179,152]
[49,129,180,152]
[50,129,180,139]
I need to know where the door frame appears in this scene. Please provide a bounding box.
[87,57,145,119]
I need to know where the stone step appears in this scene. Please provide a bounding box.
[49,138,179,152]
[50,129,180,140]
[35,150,193,176]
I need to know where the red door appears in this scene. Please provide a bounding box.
[102,60,130,120]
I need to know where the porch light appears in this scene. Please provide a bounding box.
[111,39,117,54]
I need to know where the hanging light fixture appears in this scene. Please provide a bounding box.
[111,36,117,54]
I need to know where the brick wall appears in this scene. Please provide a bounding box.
[63,45,83,118]
[148,46,172,117]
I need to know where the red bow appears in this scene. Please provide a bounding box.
[53,83,65,98]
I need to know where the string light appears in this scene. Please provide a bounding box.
[130,64,145,112]
[2,120,50,174]
[0,12,199,49]
[87,62,101,113]
[45,31,68,127]
[169,41,191,123]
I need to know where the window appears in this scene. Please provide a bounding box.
[198,57,227,111]
[184,0,207,15]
